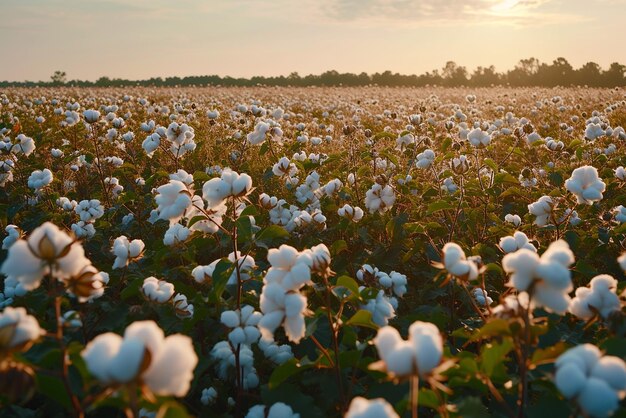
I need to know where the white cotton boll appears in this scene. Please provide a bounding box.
[442,242,478,280]
[472,288,493,306]
[415,149,435,169]
[128,239,145,258]
[155,180,192,222]
[365,183,395,214]
[142,134,160,157]
[83,109,100,123]
[345,397,399,418]
[0,307,45,350]
[569,274,620,320]
[502,249,540,291]
[578,378,619,418]
[2,225,20,250]
[499,236,518,253]
[201,387,217,406]
[75,199,105,222]
[142,277,174,303]
[221,310,240,328]
[555,362,587,398]
[27,168,53,190]
[565,166,606,205]
[363,291,395,326]
[163,223,190,246]
[246,405,265,418]
[614,166,626,181]
[556,344,601,375]
[467,128,491,147]
[384,342,416,376]
[590,356,626,392]
[142,333,198,396]
[409,321,443,377]
[82,333,123,383]
[247,121,270,145]
[108,338,146,383]
[528,196,553,226]
[228,327,247,346]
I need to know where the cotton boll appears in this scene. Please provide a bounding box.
[556,344,601,375]
[221,310,240,328]
[590,356,626,392]
[141,277,174,303]
[555,362,587,398]
[442,242,478,281]
[201,387,217,406]
[409,321,443,377]
[345,397,399,418]
[142,333,198,396]
[577,377,619,418]
[528,196,553,226]
[155,180,192,222]
[565,166,606,205]
[0,307,45,351]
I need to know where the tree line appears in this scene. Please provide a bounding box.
[2,57,625,88]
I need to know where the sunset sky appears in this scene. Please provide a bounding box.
[1,0,624,81]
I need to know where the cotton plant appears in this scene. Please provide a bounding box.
[81,320,198,397]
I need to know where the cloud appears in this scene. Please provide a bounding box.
[313,0,585,26]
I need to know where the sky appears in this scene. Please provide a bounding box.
[0,0,625,82]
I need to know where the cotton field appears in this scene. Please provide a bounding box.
[1,86,626,418]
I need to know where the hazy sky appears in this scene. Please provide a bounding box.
[1,0,624,81]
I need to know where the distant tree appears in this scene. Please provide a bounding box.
[50,70,67,85]
[576,62,602,86]
[603,62,626,87]
[441,61,468,86]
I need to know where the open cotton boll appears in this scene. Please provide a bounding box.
[373,320,443,379]
[27,168,53,190]
[364,183,395,214]
[82,320,197,396]
[569,275,620,320]
[499,231,536,253]
[200,387,217,406]
[555,362,587,398]
[163,223,190,246]
[2,224,21,250]
[141,277,174,303]
[565,166,606,205]
[467,128,491,147]
[155,180,192,222]
[578,378,619,418]
[0,307,45,351]
[472,288,493,306]
[441,242,478,281]
[111,236,145,269]
[528,196,553,226]
[245,403,299,418]
[1,222,91,291]
[590,356,626,392]
[502,240,575,314]
[247,121,270,145]
[75,199,105,222]
[345,397,399,418]
[409,321,443,377]
[362,290,395,327]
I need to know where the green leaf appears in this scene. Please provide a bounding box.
[531,341,568,366]
[335,275,360,296]
[470,319,511,341]
[483,158,498,171]
[269,359,313,389]
[481,338,513,376]
[345,310,379,330]
[256,225,290,242]
[426,201,454,215]
[330,239,348,256]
